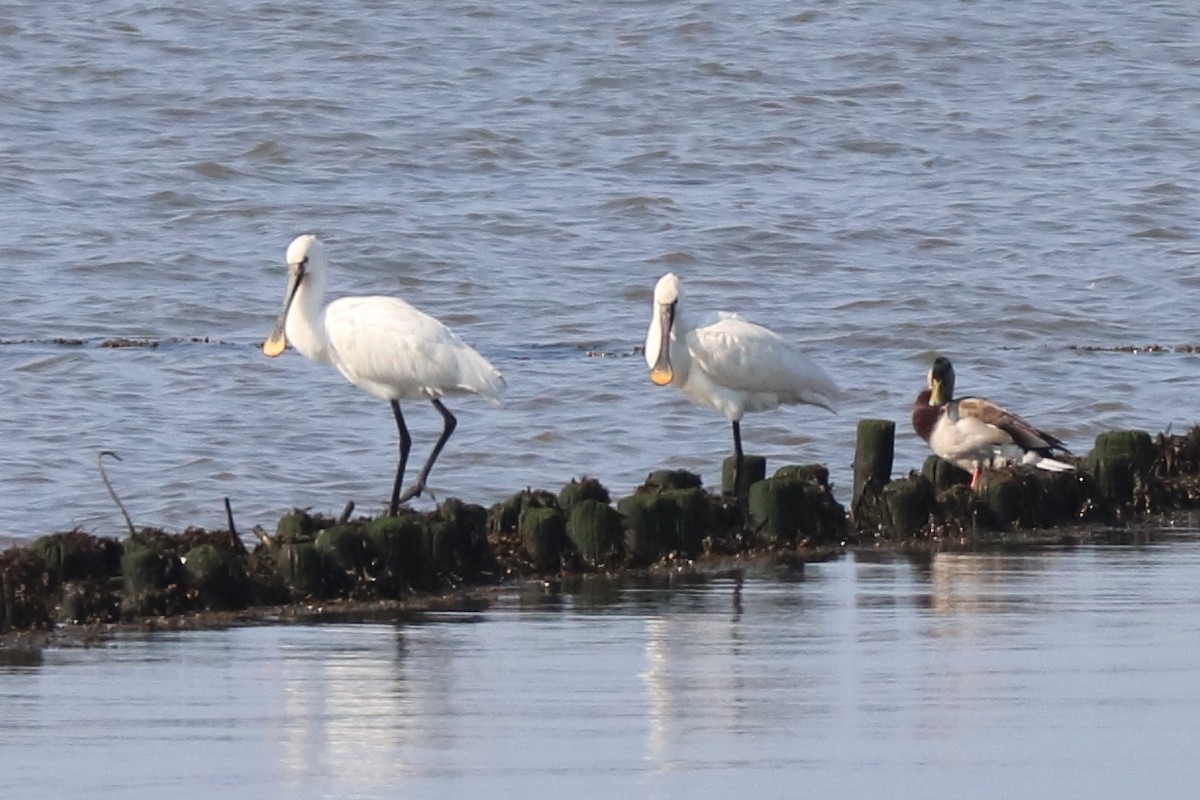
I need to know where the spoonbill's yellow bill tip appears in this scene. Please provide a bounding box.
[650,368,673,386]
[262,334,287,357]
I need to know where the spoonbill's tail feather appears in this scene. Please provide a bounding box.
[797,381,839,414]
[456,350,506,402]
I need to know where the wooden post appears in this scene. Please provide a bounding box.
[618,493,679,565]
[1087,430,1158,509]
[748,477,806,545]
[973,471,1030,529]
[366,514,433,594]
[644,469,704,492]
[852,419,895,514]
[880,478,934,537]
[660,487,713,556]
[183,544,250,611]
[566,500,625,565]
[558,477,612,512]
[721,455,766,496]
[920,454,970,491]
[518,506,570,574]
[774,464,830,488]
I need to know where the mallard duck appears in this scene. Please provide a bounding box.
[911,356,1072,488]
[645,272,839,493]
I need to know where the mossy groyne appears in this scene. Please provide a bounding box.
[4,423,1200,637]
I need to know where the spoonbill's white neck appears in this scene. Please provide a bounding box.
[645,293,690,386]
[284,259,331,364]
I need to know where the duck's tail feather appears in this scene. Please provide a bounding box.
[1034,456,1075,473]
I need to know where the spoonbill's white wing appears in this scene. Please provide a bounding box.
[323,295,505,402]
[687,316,839,411]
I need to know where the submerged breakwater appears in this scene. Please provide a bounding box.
[5,423,1200,637]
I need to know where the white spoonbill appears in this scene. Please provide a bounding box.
[644,272,839,494]
[911,355,1072,488]
[262,234,505,516]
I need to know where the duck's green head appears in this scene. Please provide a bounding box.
[927,356,956,405]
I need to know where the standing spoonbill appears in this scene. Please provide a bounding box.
[644,272,839,495]
[262,234,505,516]
[911,355,1072,488]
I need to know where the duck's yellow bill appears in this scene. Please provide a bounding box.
[262,329,287,357]
[650,367,673,386]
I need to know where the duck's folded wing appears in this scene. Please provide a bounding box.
[955,396,1069,454]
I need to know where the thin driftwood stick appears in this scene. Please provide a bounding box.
[224,497,248,554]
[97,451,136,537]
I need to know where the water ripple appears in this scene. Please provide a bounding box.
[1,0,1198,535]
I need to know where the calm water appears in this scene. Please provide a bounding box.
[5,540,1200,798]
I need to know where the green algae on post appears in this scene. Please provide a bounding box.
[426,499,493,583]
[973,471,1040,530]
[660,487,712,557]
[519,506,570,574]
[31,532,121,587]
[558,477,612,512]
[183,543,250,611]
[748,474,846,547]
[774,464,830,486]
[879,477,935,539]
[566,500,625,567]
[120,532,186,616]
[721,455,766,497]
[642,469,703,493]
[1085,430,1162,514]
[748,477,809,545]
[852,419,895,512]
[618,492,679,566]
[365,514,434,593]
[269,511,326,600]
[920,454,970,492]
[488,489,559,536]
[314,524,375,596]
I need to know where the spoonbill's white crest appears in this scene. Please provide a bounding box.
[644,272,839,494]
[263,234,505,515]
[911,356,1072,488]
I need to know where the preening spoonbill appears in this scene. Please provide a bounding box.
[263,234,505,515]
[644,272,839,494]
[911,356,1072,488]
